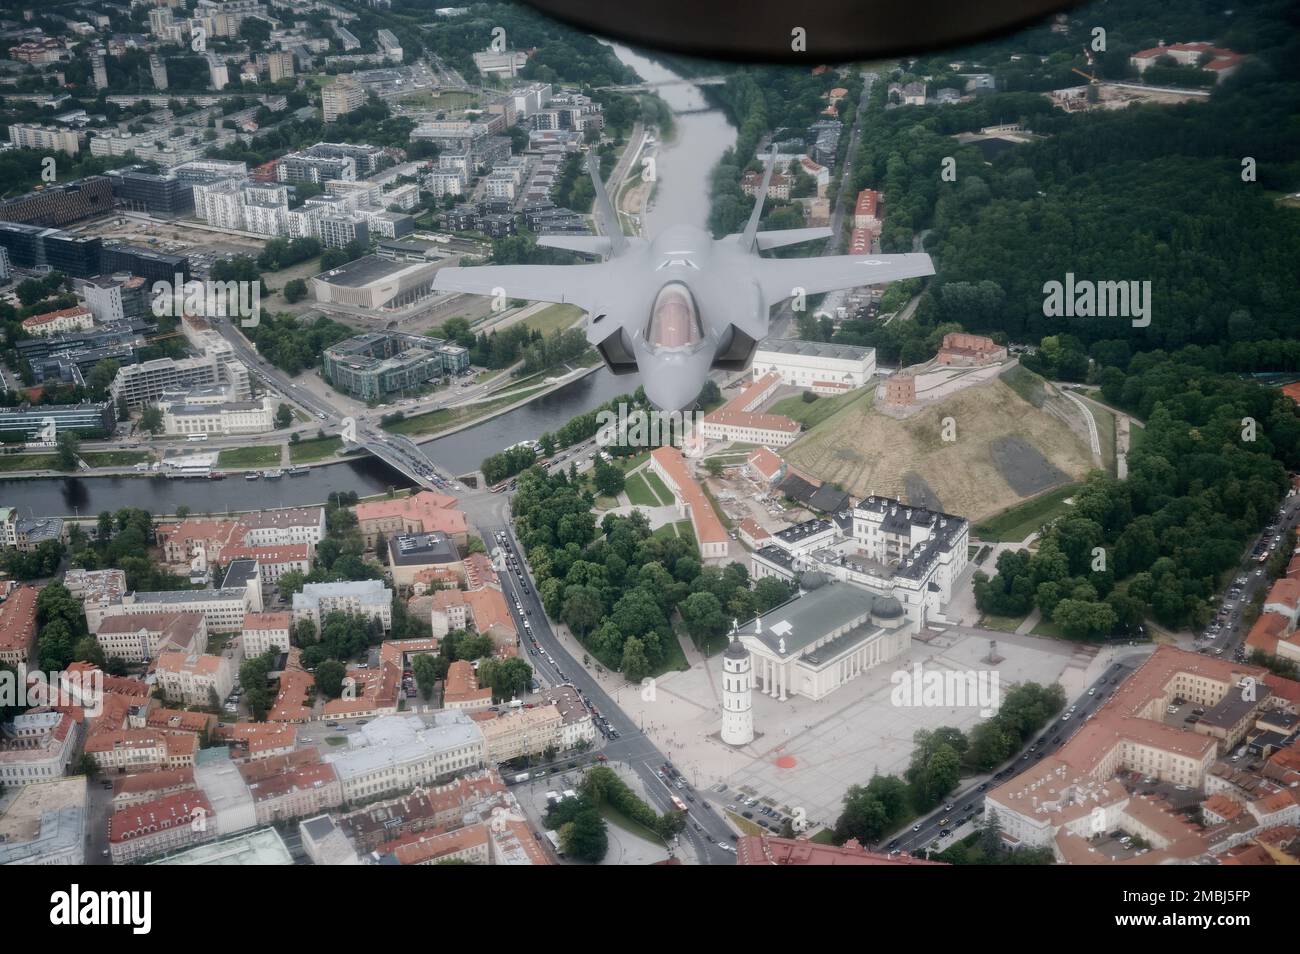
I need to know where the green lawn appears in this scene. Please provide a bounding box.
[82,451,151,468]
[383,394,520,438]
[522,303,584,338]
[289,436,342,463]
[599,803,666,846]
[1031,617,1066,639]
[641,469,674,505]
[624,471,662,507]
[217,445,281,468]
[979,613,1028,633]
[770,386,873,428]
[651,519,691,541]
[612,451,649,473]
[974,483,1082,542]
[650,630,690,676]
[0,453,62,472]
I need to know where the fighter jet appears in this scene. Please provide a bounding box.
[431,147,934,411]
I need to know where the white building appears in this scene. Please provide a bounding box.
[0,712,81,788]
[100,586,254,635]
[720,635,755,745]
[94,611,208,664]
[321,713,487,802]
[733,577,913,703]
[241,612,292,656]
[751,339,876,395]
[192,178,246,230]
[473,50,528,78]
[293,580,393,632]
[752,495,970,632]
[154,652,234,707]
[160,395,275,436]
[322,74,366,122]
[20,306,93,337]
[7,124,83,155]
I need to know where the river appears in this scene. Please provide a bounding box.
[0,45,736,517]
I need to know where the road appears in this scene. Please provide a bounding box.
[1057,385,1102,461]
[768,69,876,341]
[1194,490,1300,660]
[891,654,1147,857]
[482,514,738,863]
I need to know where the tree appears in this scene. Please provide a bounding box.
[275,403,293,429]
[620,635,650,682]
[140,405,164,434]
[413,652,441,700]
[55,431,80,471]
[552,797,608,862]
[283,278,308,303]
[561,585,604,638]
[679,591,728,644]
[592,459,625,497]
[314,659,347,699]
[485,657,532,702]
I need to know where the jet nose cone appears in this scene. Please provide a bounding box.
[641,374,698,414]
[637,345,717,413]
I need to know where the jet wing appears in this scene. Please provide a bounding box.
[751,252,935,301]
[431,263,608,310]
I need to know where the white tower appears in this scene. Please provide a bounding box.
[720,628,754,746]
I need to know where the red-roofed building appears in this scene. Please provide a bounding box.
[737,518,772,550]
[1264,577,1300,624]
[267,668,315,723]
[388,823,491,865]
[853,189,881,229]
[353,491,468,548]
[0,584,40,666]
[240,749,342,824]
[444,659,493,711]
[86,729,197,773]
[936,332,1007,367]
[746,446,785,486]
[1130,42,1243,82]
[740,169,791,200]
[649,446,730,560]
[111,767,196,809]
[219,543,312,589]
[737,834,946,865]
[322,661,401,719]
[242,611,292,656]
[20,305,93,337]
[699,372,801,448]
[984,646,1300,862]
[108,790,214,863]
[221,721,298,760]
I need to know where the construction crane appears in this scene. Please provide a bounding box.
[1071,67,1100,85]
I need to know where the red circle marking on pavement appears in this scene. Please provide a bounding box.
[775,755,797,769]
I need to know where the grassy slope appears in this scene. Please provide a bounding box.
[782,375,1093,523]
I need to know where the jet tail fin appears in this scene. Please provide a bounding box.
[587,151,628,257]
[740,144,778,251]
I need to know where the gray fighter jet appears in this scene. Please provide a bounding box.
[431,148,934,411]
